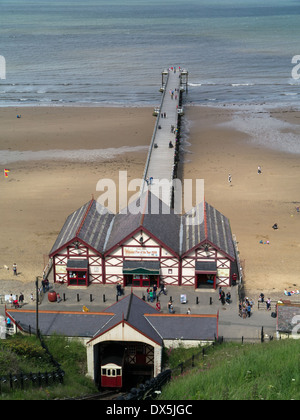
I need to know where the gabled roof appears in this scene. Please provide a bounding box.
[95,293,163,345]
[104,191,181,255]
[181,202,235,259]
[49,199,114,256]
[49,192,235,260]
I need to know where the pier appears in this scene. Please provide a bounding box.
[141,67,188,207]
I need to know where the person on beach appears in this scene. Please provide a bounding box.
[19,292,24,307]
[228,173,232,185]
[258,165,262,174]
[13,263,17,276]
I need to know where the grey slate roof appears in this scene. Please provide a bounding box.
[277,304,300,333]
[181,202,235,259]
[6,293,218,343]
[104,191,181,255]
[6,311,113,337]
[49,200,114,256]
[49,192,235,260]
[145,314,218,341]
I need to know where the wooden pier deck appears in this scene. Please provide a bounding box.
[141,67,187,207]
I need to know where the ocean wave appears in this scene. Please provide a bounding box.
[231,83,254,87]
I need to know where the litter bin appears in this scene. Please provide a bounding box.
[48,291,57,302]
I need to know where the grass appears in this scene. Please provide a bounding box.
[160,340,300,400]
[0,333,98,400]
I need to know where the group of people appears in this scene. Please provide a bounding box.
[258,293,272,311]
[169,88,179,101]
[145,176,153,186]
[219,287,231,305]
[8,292,24,308]
[239,297,254,319]
[146,284,158,302]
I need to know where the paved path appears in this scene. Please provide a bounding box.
[1,280,280,342]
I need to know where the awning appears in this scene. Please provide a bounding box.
[66,259,88,270]
[195,261,217,273]
[123,261,160,275]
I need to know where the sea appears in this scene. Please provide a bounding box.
[0,0,300,108]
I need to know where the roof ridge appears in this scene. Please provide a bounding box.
[139,189,149,226]
[76,198,94,237]
[204,199,208,239]
[124,292,133,321]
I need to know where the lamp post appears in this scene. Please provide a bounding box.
[35,276,41,337]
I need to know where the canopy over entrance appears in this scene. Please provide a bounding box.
[67,259,88,286]
[67,259,88,270]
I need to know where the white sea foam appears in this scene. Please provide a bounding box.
[0,145,148,165]
[217,107,300,154]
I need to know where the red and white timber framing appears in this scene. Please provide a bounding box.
[50,229,234,288]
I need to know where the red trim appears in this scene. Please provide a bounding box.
[50,236,102,259]
[76,199,94,237]
[102,256,106,285]
[181,239,234,261]
[86,318,162,346]
[6,309,114,315]
[204,201,208,239]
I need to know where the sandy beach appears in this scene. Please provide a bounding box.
[0,105,300,299]
[183,105,300,297]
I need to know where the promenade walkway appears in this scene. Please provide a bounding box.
[142,67,184,206]
[1,282,279,342]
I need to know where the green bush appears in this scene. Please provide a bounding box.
[0,334,98,400]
